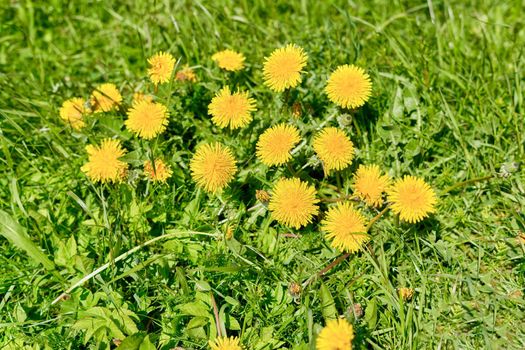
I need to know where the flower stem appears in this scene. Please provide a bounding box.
[317,253,351,276]
[286,162,298,177]
[148,139,157,175]
[349,108,362,139]
[366,206,390,232]
[210,292,222,337]
[441,174,495,195]
[283,88,291,110]
[165,57,181,108]
[336,172,343,193]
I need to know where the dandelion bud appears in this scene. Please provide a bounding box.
[398,287,414,301]
[225,225,234,240]
[256,189,271,204]
[292,102,302,118]
[288,282,301,298]
[349,303,363,319]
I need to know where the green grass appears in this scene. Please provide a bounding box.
[1,0,524,349]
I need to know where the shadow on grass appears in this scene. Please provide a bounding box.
[354,102,381,137]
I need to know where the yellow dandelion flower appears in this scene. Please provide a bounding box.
[176,65,197,82]
[132,92,153,105]
[353,164,390,207]
[208,87,256,129]
[81,139,128,183]
[256,123,300,166]
[322,202,369,253]
[59,98,89,129]
[325,65,372,109]
[313,127,355,174]
[387,175,437,223]
[90,83,122,113]
[144,159,172,183]
[212,49,245,71]
[263,44,307,92]
[209,336,243,350]
[125,100,169,139]
[316,318,355,350]
[325,64,372,108]
[269,178,319,229]
[190,143,237,193]
[147,51,175,85]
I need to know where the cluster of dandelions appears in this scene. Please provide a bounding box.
[59,52,198,184]
[58,44,437,350]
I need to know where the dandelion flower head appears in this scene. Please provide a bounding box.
[263,44,307,92]
[313,127,355,174]
[148,51,175,85]
[208,87,256,129]
[316,318,355,350]
[353,164,390,207]
[90,83,122,113]
[212,49,245,71]
[59,98,89,129]
[269,178,319,229]
[209,336,243,350]
[322,202,369,253]
[144,158,172,183]
[256,123,300,166]
[190,143,237,193]
[125,100,169,139]
[325,64,372,109]
[81,139,128,183]
[387,175,437,223]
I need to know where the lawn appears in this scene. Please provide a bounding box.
[1,1,524,349]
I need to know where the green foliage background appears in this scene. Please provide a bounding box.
[1,0,524,349]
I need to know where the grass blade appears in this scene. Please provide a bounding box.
[0,210,55,271]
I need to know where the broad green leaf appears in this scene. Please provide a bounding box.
[118,332,146,349]
[224,314,241,330]
[319,283,337,321]
[55,236,77,267]
[73,306,139,345]
[195,280,211,291]
[178,300,210,317]
[175,267,191,295]
[0,210,55,270]
[139,335,155,350]
[187,326,207,339]
[262,326,275,340]
[14,303,27,323]
[365,298,378,329]
[224,296,240,307]
[186,316,208,329]
[118,332,155,350]
[392,86,404,119]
